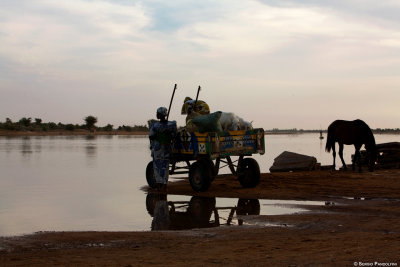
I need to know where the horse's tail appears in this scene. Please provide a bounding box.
[325,125,334,153]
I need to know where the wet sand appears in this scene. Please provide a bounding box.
[1,169,400,266]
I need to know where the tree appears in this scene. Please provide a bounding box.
[104,124,113,131]
[48,122,57,130]
[65,124,75,131]
[35,118,42,125]
[19,117,32,127]
[84,116,97,131]
[2,118,15,130]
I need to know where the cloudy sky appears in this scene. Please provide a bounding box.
[1,0,399,129]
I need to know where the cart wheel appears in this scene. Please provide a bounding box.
[237,158,260,188]
[237,199,260,215]
[204,158,218,181]
[145,193,158,216]
[189,160,212,192]
[188,196,216,224]
[146,161,157,188]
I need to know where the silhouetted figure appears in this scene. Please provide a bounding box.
[325,119,377,172]
[151,194,170,231]
[149,107,177,192]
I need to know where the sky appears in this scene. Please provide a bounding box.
[0,0,399,129]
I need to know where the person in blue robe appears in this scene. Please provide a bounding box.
[149,107,177,192]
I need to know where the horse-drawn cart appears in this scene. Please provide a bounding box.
[146,128,265,192]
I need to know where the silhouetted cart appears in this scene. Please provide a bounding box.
[146,128,265,192]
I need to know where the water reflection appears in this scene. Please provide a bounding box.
[236,199,260,215]
[146,193,260,231]
[21,136,33,155]
[16,137,44,157]
[85,136,97,166]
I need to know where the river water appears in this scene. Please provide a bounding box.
[0,133,398,236]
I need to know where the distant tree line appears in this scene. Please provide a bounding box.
[269,128,310,133]
[0,116,151,133]
[267,128,400,134]
[267,128,324,134]
[373,128,400,134]
[1,117,399,134]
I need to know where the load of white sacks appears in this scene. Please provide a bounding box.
[219,112,253,131]
[186,111,253,133]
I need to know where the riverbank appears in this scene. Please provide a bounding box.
[1,169,399,266]
[0,129,148,136]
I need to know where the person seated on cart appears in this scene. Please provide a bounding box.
[181,97,210,118]
[149,107,177,192]
[181,97,210,131]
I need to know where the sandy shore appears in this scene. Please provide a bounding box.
[1,169,400,266]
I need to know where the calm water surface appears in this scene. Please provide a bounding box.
[0,133,398,236]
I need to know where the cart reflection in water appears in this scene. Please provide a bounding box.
[146,193,260,231]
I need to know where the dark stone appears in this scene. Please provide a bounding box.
[269,151,318,172]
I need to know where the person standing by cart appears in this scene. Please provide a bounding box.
[149,107,177,192]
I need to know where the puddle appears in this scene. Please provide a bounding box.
[336,196,400,203]
[336,196,399,201]
[146,194,325,231]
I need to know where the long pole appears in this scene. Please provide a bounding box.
[167,84,177,121]
[194,85,201,107]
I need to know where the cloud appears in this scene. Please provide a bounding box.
[174,0,400,57]
[257,0,400,22]
[41,0,150,36]
[0,0,150,68]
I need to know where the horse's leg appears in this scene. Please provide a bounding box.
[354,144,362,172]
[352,149,357,171]
[368,149,375,172]
[331,143,336,170]
[338,143,347,170]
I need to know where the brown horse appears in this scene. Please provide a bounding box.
[325,120,377,171]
